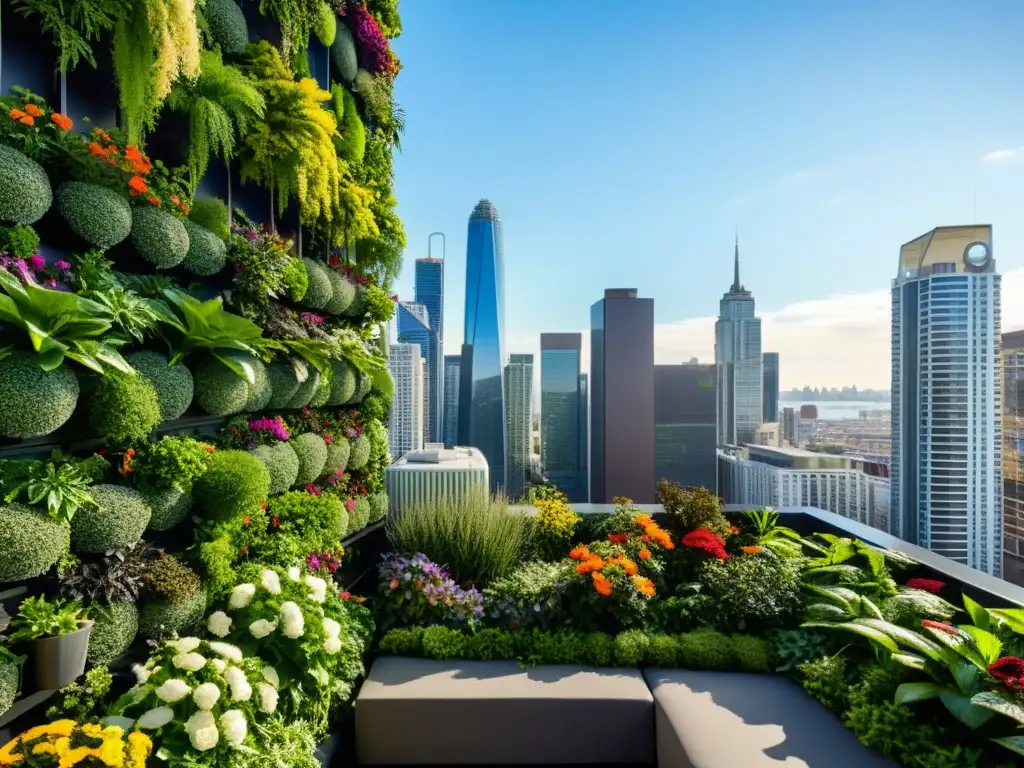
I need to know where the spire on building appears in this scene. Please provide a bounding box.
[731,232,742,293]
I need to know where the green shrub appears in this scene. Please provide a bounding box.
[0,223,40,258]
[130,205,189,268]
[322,438,350,475]
[581,632,614,666]
[245,357,272,411]
[0,355,79,437]
[286,368,320,409]
[730,634,770,672]
[645,633,681,667]
[71,485,151,554]
[347,433,371,470]
[0,659,18,714]
[127,351,194,421]
[330,22,358,81]
[188,196,230,241]
[347,496,371,533]
[250,442,300,494]
[323,267,356,314]
[797,655,849,713]
[89,371,161,445]
[333,87,366,164]
[0,503,70,582]
[346,370,372,404]
[421,626,467,660]
[301,258,333,309]
[56,182,131,248]
[139,588,206,640]
[193,356,251,416]
[86,601,139,665]
[465,628,517,661]
[368,491,388,522]
[0,145,52,224]
[308,374,331,407]
[343,283,366,317]
[698,553,802,632]
[613,629,650,666]
[181,218,227,276]
[768,628,831,672]
[193,449,270,522]
[266,490,344,551]
[314,1,336,44]
[282,257,309,302]
[266,361,300,408]
[204,0,248,55]
[142,485,192,531]
[657,481,729,535]
[134,435,213,491]
[327,359,357,405]
[292,433,328,484]
[678,628,733,670]
[378,627,424,656]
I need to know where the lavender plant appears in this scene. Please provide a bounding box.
[377,553,484,630]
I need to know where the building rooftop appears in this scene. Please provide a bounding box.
[469,199,500,221]
[389,445,489,470]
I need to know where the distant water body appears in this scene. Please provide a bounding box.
[781,400,891,419]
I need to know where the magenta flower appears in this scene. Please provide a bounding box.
[345,498,356,513]
[300,312,325,326]
[55,260,72,271]
[28,254,45,272]
[305,484,321,496]
[323,434,333,445]
[308,554,321,571]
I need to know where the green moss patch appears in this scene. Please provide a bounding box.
[0,354,79,438]
[89,371,161,445]
[127,351,194,422]
[308,373,332,407]
[139,589,206,640]
[323,267,357,314]
[266,361,300,408]
[193,356,251,416]
[193,449,270,522]
[343,283,366,317]
[130,205,189,269]
[204,0,249,56]
[347,495,371,533]
[182,218,227,276]
[347,433,371,470]
[327,359,357,405]
[250,442,300,494]
[142,485,193,532]
[301,258,333,309]
[285,368,320,409]
[369,491,388,522]
[0,661,17,714]
[71,484,151,554]
[323,438,350,476]
[188,197,230,241]
[330,22,358,82]
[0,503,70,583]
[346,370,372,404]
[245,357,272,411]
[87,601,139,665]
[0,145,52,225]
[291,433,328,485]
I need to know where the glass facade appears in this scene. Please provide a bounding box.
[654,364,718,491]
[540,334,587,501]
[414,258,444,443]
[396,302,436,443]
[443,355,461,448]
[1003,331,1024,585]
[459,200,507,491]
[762,352,779,424]
[715,243,762,446]
[505,354,534,500]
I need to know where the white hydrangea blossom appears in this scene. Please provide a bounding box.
[261,569,282,595]
[172,637,202,653]
[208,641,244,664]
[172,652,207,672]
[219,709,248,746]
[207,611,233,638]
[210,658,227,673]
[186,710,219,751]
[257,682,279,714]
[322,618,341,639]
[155,679,192,703]
[132,664,152,684]
[229,583,256,610]
[324,635,342,655]
[261,665,280,689]
[193,682,222,711]
[224,665,253,702]
[304,575,328,603]
[249,619,277,639]
[287,566,301,582]
[280,602,304,639]
[136,707,175,730]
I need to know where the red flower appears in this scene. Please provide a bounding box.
[243,515,252,527]
[921,619,958,636]
[271,516,280,527]
[339,591,351,601]
[607,533,629,545]
[988,657,1024,691]
[906,578,945,594]
[391,294,398,302]
[681,528,729,560]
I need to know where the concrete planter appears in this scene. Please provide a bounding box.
[28,620,93,691]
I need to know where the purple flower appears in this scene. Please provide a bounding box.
[308,554,321,570]
[43,278,57,288]
[28,254,45,272]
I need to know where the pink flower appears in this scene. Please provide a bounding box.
[345,498,356,513]
[323,434,333,445]
[308,554,321,570]
[340,591,351,601]
[43,278,57,288]
[906,578,945,594]
[55,260,72,271]
[28,254,45,272]
[305,484,321,496]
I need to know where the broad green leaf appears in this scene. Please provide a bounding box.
[802,584,853,613]
[36,348,66,371]
[853,618,947,664]
[802,565,864,579]
[891,652,929,672]
[990,608,1024,636]
[805,603,849,621]
[939,688,995,729]
[972,692,1024,725]
[213,351,257,385]
[951,660,984,696]
[962,593,991,631]
[895,681,943,704]
[831,538,858,563]
[802,621,899,652]
[373,368,393,398]
[959,625,1002,665]
[858,595,884,620]
[991,736,1024,756]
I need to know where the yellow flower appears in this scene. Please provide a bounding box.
[59,745,99,767]
[81,723,104,738]
[127,732,152,768]
[98,736,126,768]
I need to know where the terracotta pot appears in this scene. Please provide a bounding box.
[28,619,94,691]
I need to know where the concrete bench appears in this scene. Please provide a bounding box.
[642,670,896,767]
[356,656,655,764]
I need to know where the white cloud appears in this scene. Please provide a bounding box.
[826,194,845,207]
[780,170,810,185]
[981,148,1022,163]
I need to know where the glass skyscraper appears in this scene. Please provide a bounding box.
[505,353,534,500]
[762,352,779,424]
[459,199,507,491]
[414,258,444,443]
[715,239,762,446]
[540,333,587,502]
[443,355,461,448]
[396,301,436,443]
[654,363,717,492]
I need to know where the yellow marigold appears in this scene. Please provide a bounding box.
[81,724,103,739]
[633,576,656,596]
[634,514,653,526]
[61,745,101,766]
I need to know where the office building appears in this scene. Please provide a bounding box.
[396,301,437,444]
[414,257,444,443]
[459,200,507,491]
[579,373,589,500]
[1003,330,1024,585]
[654,364,717,492]
[505,353,534,499]
[715,238,762,446]
[891,225,1001,576]
[442,355,461,448]
[540,333,587,502]
[763,352,779,423]
[387,343,425,459]
[385,446,489,514]
[781,407,800,446]
[591,289,655,503]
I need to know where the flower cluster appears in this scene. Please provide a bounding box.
[681,528,729,560]
[340,2,399,78]
[988,656,1024,691]
[0,253,72,289]
[248,416,291,442]
[569,546,656,597]
[85,128,189,213]
[308,550,343,576]
[0,720,151,767]
[8,101,72,131]
[378,553,484,627]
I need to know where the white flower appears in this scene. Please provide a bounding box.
[224,666,253,702]
[208,641,244,664]
[257,682,279,714]
[132,664,151,684]
[249,619,278,639]
[304,575,327,603]
[155,679,192,703]
[172,652,207,672]
[193,683,221,710]
[280,602,304,638]
[287,566,301,581]
[186,710,219,751]
[324,635,342,655]
[261,666,280,689]
[172,637,202,653]
[219,709,247,746]
[207,611,233,638]
[210,658,227,673]
[261,569,282,595]
[322,618,341,639]
[229,583,256,610]
[136,707,175,730]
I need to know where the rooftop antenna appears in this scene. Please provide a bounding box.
[428,232,446,260]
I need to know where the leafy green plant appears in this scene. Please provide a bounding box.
[134,435,214,491]
[11,0,128,72]
[59,541,153,605]
[189,197,230,242]
[0,224,40,259]
[192,449,270,523]
[68,248,117,292]
[698,551,803,632]
[257,0,324,70]
[46,666,113,721]
[0,459,95,524]
[741,507,807,557]
[142,552,201,606]
[182,218,228,276]
[88,370,162,444]
[87,286,162,343]
[202,0,248,55]
[656,481,729,535]
[797,653,850,713]
[56,180,133,249]
[126,349,194,421]
[9,595,84,642]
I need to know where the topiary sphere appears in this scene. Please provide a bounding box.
[330,21,358,82]
[308,374,331,408]
[139,589,206,640]
[181,218,227,276]
[87,601,139,665]
[347,496,371,533]
[245,357,272,411]
[250,442,300,495]
[0,503,70,583]
[285,368,320,409]
[0,660,16,714]
[128,351,194,422]
[343,283,366,317]
[327,359,357,405]
[0,145,52,225]
[345,370,372,404]
[71,485,151,554]
[323,269,356,314]
[301,258,333,309]
[266,362,300,408]
[369,491,389,522]
[56,181,131,248]
[142,485,193,531]
[89,371,161,445]
[0,354,79,438]
[130,205,189,269]
[193,356,251,416]
[347,433,371,470]
[322,438,350,476]
[291,433,328,485]
[193,449,270,522]
[204,0,249,55]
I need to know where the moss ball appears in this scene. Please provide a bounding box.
[56,181,131,248]
[327,359,357,405]
[130,205,189,269]
[322,438,350,476]
[0,354,79,438]
[291,433,328,485]
[71,485,151,554]
[0,145,52,225]
[204,0,248,56]
[193,449,270,522]
[87,601,139,665]
[347,496,371,533]
[142,485,192,532]
[188,197,230,242]
[128,351,194,422]
[330,22,358,82]
[139,589,206,640]
[0,503,70,583]
[369,491,389,522]
[181,218,227,276]
[250,442,300,494]
[89,371,161,445]
[0,660,17,714]
[285,368,320,409]
[343,283,366,317]
[245,358,272,411]
[347,433,371,470]
[346,370,372,404]
[301,258,333,309]
[193,356,251,416]
[323,269,356,314]
[308,374,332,408]
[266,362,300,408]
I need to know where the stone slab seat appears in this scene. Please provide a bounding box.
[356,656,656,765]
[642,669,897,768]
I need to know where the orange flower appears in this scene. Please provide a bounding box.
[741,545,763,555]
[634,514,653,526]
[8,108,26,121]
[128,175,148,195]
[124,145,143,161]
[638,547,652,561]
[592,572,613,596]
[146,195,161,206]
[133,159,153,174]
[243,515,252,527]
[106,158,118,166]
[610,556,638,576]
[607,532,628,545]
[23,103,42,117]
[16,115,34,126]
[576,556,604,575]
[88,141,108,158]
[50,112,72,131]
[569,545,591,561]
[633,576,656,596]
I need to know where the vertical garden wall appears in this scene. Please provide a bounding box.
[0,0,403,763]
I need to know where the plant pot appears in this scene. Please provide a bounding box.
[27,620,93,691]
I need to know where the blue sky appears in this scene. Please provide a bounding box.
[389,0,1024,389]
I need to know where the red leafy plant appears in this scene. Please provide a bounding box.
[988,656,1024,691]
[681,528,729,560]
[906,578,945,594]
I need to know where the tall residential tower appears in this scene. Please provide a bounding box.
[442,355,461,448]
[388,343,425,458]
[505,353,534,499]
[414,257,444,443]
[762,352,780,424]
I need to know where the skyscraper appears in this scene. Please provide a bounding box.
[891,225,1001,576]
[654,364,717,492]
[540,333,587,502]
[1002,330,1024,585]
[590,289,655,503]
[715,238,762,446]
[442,355,461,448]
[459,200,506,491]
[579,373,589,501]
[396,301,436,443]
[505,353,534,499]
[414,257,444,443]
[388,343,425,458]
[762,352,780,424]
